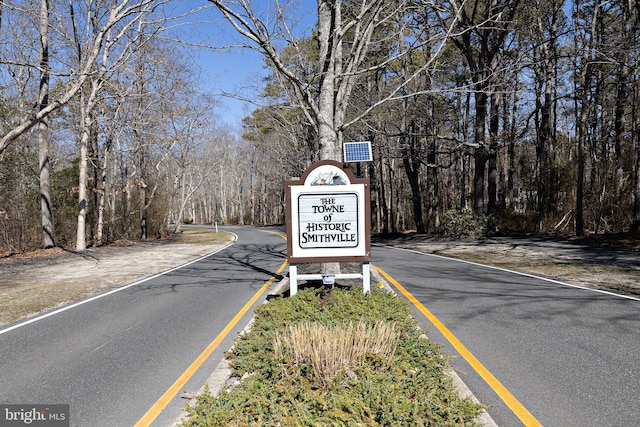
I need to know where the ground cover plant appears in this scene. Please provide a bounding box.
[180,287,484,426]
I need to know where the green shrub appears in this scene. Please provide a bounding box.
[440,209,495,238]
[180,288,484,426]
[494,208,539,234]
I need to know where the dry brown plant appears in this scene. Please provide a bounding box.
[273,320,398,390]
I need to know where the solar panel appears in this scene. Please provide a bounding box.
[343,141,372,163]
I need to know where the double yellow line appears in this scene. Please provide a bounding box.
[135,249,288,426]
[137,229,539,427]
[375,266,542,427]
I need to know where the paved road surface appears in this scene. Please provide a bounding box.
[0,226,286,427]
[3,226,639,426]
[373,242,640,426]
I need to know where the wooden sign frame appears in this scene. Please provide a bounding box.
[285,160,371,264]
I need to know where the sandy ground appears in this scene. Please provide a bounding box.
[0,238,228,327]
[374,234,640,294]
[1,232,639,328]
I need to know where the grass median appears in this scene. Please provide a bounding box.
[180,287,485,426]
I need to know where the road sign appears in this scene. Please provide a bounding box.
[298,192,360,249]
[285,160,372,295]
[285,160,371,263]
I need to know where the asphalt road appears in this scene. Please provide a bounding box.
[3,226,639,427]
[0,226,287,427]
[372,242,640,427]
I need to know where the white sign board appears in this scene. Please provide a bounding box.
[290,186,367,259]
[285,160,370,263]
[298,192,359,248]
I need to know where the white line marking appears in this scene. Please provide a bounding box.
[375,243,640,302]
[0,236,237,336]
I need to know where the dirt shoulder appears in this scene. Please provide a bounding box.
[374,234,640,295]
[2,230,639,329]
[0,230,232,328]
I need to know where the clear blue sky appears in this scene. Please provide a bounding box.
[189,1,318,132]
[199,47,267,129]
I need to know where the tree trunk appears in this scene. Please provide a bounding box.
[402,121,425,233]
[473,91,488,212]
[575,0,601,237]
[317,0,340,161]
[488,90,500,214]
[317,0,342,274]
[76,78,101,251]
[76,100,90,251]
[473,149,486,213]
[38,0,54,249]
[96,138,110,245]
[140,162,149,240]
[631,68,640,233]
[505,75,518,209]
[614,1,631,200]
[576,70,588,236]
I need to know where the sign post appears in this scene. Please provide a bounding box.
[285,160,371,295]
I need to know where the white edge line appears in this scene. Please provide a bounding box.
[0,234,238,336]
[374,243,640,302]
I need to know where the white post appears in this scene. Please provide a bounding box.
[289,264,298,295]
[362,262,370,293]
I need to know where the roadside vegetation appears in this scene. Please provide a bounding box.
[3,1,640,257]
[180,287,484,426]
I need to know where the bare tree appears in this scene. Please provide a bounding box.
[167,96,222,233]
[65,0,171,249]
[438,0,523,214]
[573,0,601,236]
[205,0,451,161]
[38,0,54,248]
[0,0,164,155]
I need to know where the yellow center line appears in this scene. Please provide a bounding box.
[375,265,542,427]
[135,258,289,427]
[259,229,288,240]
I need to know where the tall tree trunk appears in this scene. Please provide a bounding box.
[504,75,519,209]
[488,89,500,215]
[473,91,488,212]
[139,153,148,240]
[89,117,99,243]
[317,0,341,274]
[402,120,425,233]
[317,0,340,161]
[380,157,389,235]
[460,152,468,210]
[576,65,589,236]
[533,0,561,229]
[76,96,90,251]
[473,149,486,213]
[575,0,601,236]
[96,137,111,245]
[614,0,632,200]
[426,102,439,232]
[38,0,54,249]
[76,79,101,251]
[459,91,471,210]
[389,158,398,234]
[631,67,640,233]
[614,65,628,199]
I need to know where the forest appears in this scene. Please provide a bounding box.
[0,0,639,255]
